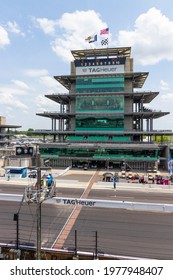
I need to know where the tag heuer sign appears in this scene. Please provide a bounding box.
[76,64,124,75]
[16,146,33,156]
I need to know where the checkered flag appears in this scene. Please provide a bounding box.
[101,38,108,46]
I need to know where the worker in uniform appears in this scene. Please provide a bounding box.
[113,175,117,190]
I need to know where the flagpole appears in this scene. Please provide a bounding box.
[107,28,109,48]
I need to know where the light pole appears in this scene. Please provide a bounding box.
[35,166,51,260]
[13,213,19,250]
[27,148,52,260]
[28,145,42,260]
[13,193,25,259]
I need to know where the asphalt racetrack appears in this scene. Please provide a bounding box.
[1,169,173,259]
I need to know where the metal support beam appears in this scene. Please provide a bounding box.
[13,213,19,250]
[95,231,98,259]
[36,167,42,260]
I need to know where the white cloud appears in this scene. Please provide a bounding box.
[35,10,108,62]
[34,17,58,35]
[0,79,31,111]
[11,80,30,91]
[117,7,173,65]
[6,21,25,36]
[25,68,49,77]
[160,80,169,90]
[0,91,28,109]
[51,41,74,62]
[35,95,59,112]
[38,76,68,97]
[161,93,173,101]
[0,86,26,96]
[34,8,173,66]
[58,10,103,32]
[0,25,10,48]
[39,76,60,88]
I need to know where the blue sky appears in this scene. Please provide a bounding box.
[0,0,173,130]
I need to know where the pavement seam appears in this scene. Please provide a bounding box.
[52,170,99,249]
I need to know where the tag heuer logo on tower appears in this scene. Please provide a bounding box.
[77,64,124,75]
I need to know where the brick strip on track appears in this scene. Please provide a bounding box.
[52,170,99,249]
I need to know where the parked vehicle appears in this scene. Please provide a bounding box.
[127,172,133,179]
[83,164,88,170]
[148,173,154,180]
[120,171,126,179]
[28,170,37,178]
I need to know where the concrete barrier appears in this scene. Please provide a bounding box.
[1,193,173,213]
[52,197,173,213]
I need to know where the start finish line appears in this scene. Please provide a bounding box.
[51,197,173,213]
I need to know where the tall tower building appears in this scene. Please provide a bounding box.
[35,47,172,171]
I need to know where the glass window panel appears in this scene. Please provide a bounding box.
[75,116,124,131]
[76,95,124,113]
[40,147,158,160]
[76,77,124,93]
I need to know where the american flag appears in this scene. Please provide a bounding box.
[100,28,109,35]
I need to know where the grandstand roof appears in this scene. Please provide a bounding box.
[71,47,131,59]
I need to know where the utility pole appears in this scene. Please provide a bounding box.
[35,148,52,260]
[13,191,25,259]
[33,145,42,260]
[13,213,19,250]
[26,146,52,260]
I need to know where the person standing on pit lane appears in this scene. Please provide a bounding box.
[113,175,117,190]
